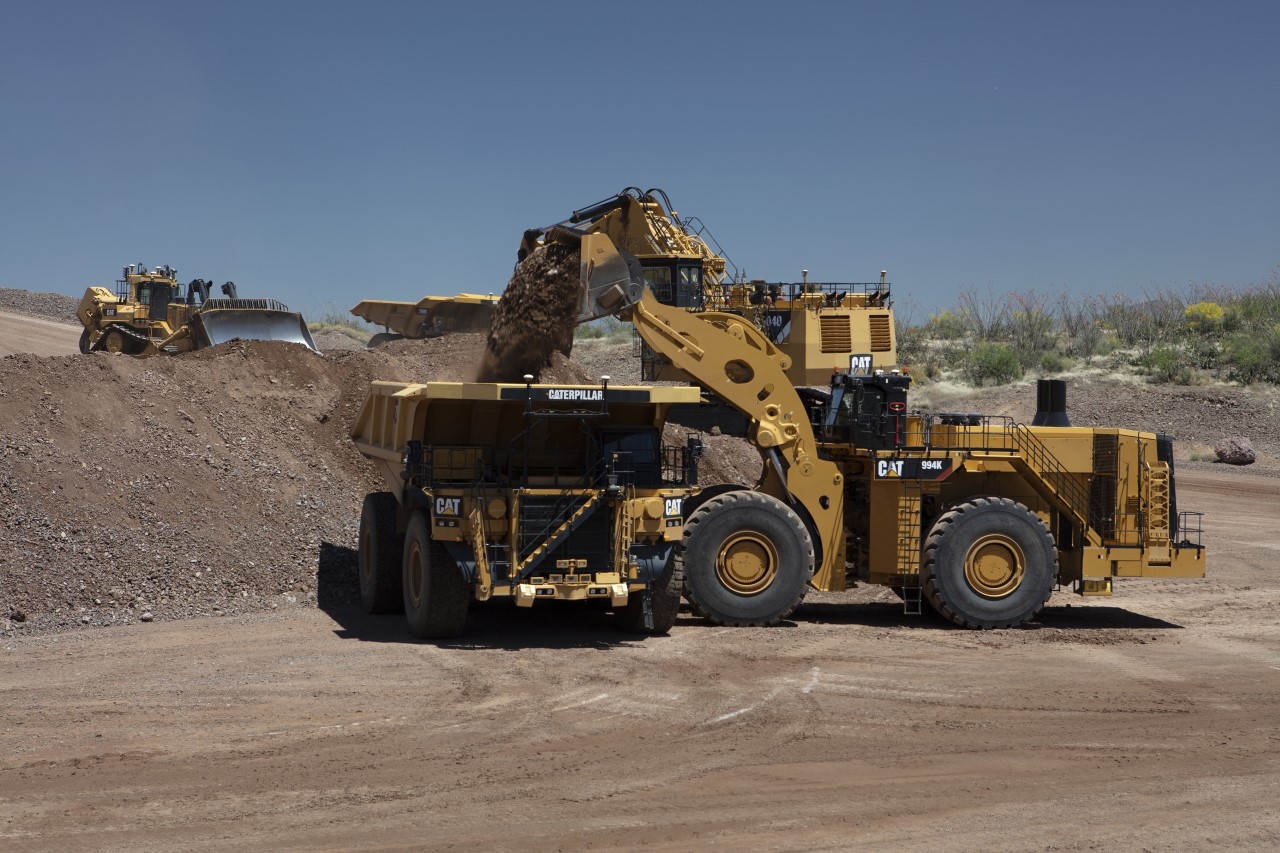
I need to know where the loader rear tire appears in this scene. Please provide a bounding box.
[402,512,469,639]
[78,328,92,355]
[921,497,1056,629]
[616,557,683,634]
[682,491,813,627]
[358,492,403,614]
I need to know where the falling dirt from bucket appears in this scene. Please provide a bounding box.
[476,243,581,382]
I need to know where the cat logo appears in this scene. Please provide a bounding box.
[876,460,904,478]
[850,353,873,376]
[434,497,461,517]
[664,497,684,517]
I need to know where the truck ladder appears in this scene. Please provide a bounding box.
[896,486,923,615]
[1141,455,1172,563]
[516,491,602,577]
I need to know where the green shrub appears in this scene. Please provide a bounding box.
[1039,352,1067,374]
[1222,329,1280,384]
[925,310,969,340]
[962,343,1022,386]
[1140,346,1192,384]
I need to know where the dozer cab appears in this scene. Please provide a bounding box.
[527,221,1207,630]
[350,377,704,639]
[351,292,498,346]
[77,263,318,356]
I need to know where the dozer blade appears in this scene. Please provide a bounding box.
[189,308,320,352]
[545,229,646,324]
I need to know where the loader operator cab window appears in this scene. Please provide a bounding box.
[643,261,705,309]
[644,266,673,304]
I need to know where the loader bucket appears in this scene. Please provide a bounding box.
[575,232,646,323]
[190,302,319,352]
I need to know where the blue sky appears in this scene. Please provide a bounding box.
[2,1,1276,319]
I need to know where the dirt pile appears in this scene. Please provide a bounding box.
[477,243,581,382]
[0,287,81,323]
[0,334,490,634]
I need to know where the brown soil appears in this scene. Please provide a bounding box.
[476,243,581,382]
[1,298,1278,849]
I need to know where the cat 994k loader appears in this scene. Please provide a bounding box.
[77,263,318,356]
[535,227,1207,629]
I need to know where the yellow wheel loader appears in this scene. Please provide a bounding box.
[77,264,318,356]
[534,228,1206,628]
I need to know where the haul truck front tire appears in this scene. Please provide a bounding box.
[682,491,814,627]
[402,511,469,639]
[358,492,403,614]
[921,497,1056,629]
[616,558,683,634]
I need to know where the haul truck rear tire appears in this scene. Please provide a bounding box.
[921,497,1056,629]
[682,491,814,627]
[402,511,469,639]
[358,492,403,614]
[616,557,683,634]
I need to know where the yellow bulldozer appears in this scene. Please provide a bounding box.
[349,215,1206,635]
[77,264,318,356]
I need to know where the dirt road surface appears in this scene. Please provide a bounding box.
[2,467,1276,852]
[0,310,81,356]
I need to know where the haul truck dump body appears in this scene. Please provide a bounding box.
[350,379,703,638]
[351,293,498,345]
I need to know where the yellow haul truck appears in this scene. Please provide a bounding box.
[351,292,498,346]
[350,379,703,638]
[556,230,1206,628]
[77,264,317,355]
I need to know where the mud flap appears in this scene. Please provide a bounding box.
[190,309,319,352]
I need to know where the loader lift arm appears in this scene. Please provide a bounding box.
[573,232,846,593]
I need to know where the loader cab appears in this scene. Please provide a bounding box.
[642,258,705,309]
[826,373,911,450]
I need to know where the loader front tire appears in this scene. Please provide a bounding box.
[682,491,813,627]
[358,492,403,614]
[921,497,1056,629]
[402,512,469,639]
